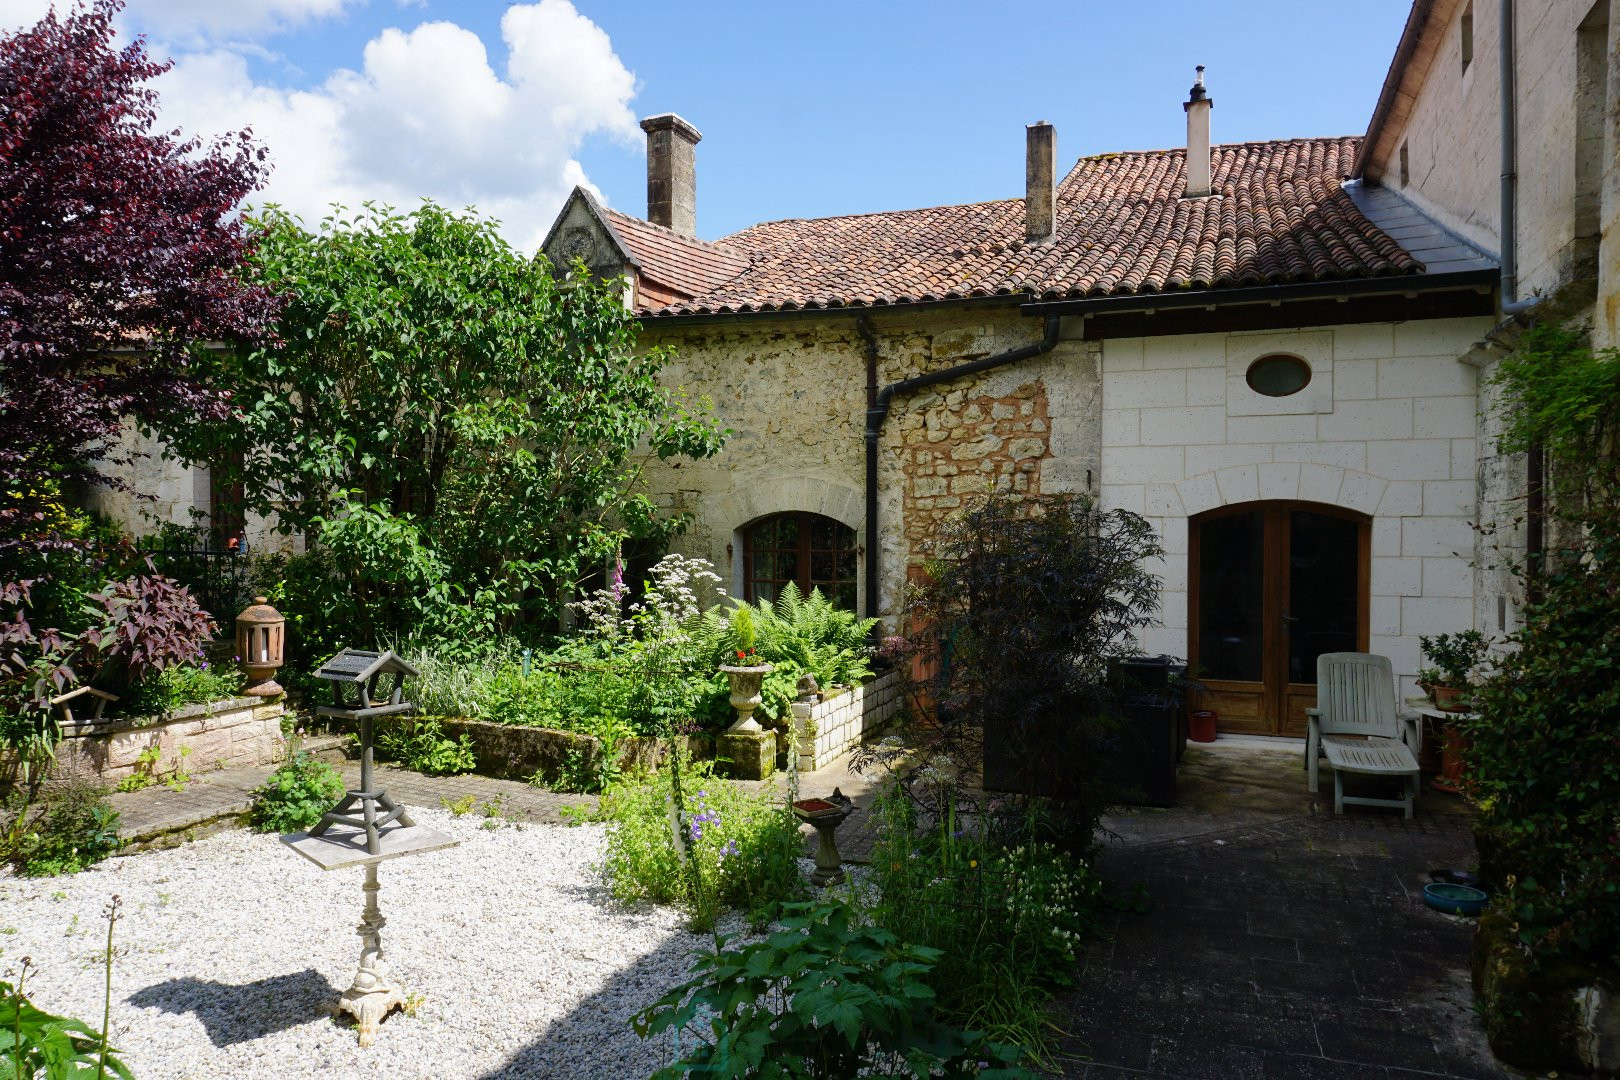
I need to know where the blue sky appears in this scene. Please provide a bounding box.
[2,1,1416,247]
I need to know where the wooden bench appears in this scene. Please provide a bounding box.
[1320,735,1420,819]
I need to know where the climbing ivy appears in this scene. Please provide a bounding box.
[1464,326,1620,968]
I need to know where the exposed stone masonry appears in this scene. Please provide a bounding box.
[897,380,1052,564]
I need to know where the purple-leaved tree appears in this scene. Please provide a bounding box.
[0,0,275,529]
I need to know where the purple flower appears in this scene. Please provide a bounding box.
[718,839,739,860]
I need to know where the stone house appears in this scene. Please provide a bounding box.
[540,0,1618,738]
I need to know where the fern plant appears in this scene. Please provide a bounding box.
[746,583,877,688]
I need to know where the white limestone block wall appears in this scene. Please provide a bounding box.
[796,670,903,771]
[1097,318,1493,696]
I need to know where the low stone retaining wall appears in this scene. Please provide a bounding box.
[795,670,903,771]
[387,717,711,783]
[46,696,287,786]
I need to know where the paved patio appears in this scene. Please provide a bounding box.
[108,736,889,861]
[1058,739,1514,1079]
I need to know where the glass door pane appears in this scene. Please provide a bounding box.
[1287,510,1360,685]
[1197,510,1264,681]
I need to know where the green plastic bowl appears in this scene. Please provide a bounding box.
[1424,882,1487,916]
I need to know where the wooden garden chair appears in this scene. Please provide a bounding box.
[1305,652,1422,818]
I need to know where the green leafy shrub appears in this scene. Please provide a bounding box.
[1417,629,1489,690]
[122,659,242,718]
[248,752,347,833]
[377,716,476,776]
[1464,326,1620,971]
[599,768,805,929]
[864,788,1103,1056]
[633,899,1034,1079]
[6,779,121,877]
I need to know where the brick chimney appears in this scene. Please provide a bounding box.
[1025,121,1056,244]
[1183,66,1214,198]
[640,113,701,236]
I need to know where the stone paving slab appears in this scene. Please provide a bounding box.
[1056,741,1517,1079]
[108,744,888,862]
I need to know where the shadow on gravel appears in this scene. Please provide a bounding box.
[475,917,705,1079]
[129,968,338,1046]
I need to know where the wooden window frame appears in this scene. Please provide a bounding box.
[742,512,857,608]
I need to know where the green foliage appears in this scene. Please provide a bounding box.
[1,954,134,1080]
[1488,326,1620,483]
[112,747,161,794]
[172,201,726,642]
[632,899,1034,1079]
[865,788,1102,1058]
[598,768,806,930]
[3,780,121,878]
[121,661,241,719]
[866,492,1163,857]
[1464,327,1620,970]
[248,752,346,833]
[749,582,878,689]
[377,717,476,776]
[1418,630,1489,690]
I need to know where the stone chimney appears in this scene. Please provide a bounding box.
[1025,121,1056,244]
[1183,66,1214,198]
[640,113,701,236]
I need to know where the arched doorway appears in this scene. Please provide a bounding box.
[741,512,858,610]
[1189,502,1370,736]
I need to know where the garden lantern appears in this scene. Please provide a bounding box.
[236,596,286,697]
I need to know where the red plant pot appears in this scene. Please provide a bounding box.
[1189,709,1218,743]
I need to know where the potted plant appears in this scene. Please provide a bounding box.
[717,604,772,733]
[1419,629,1489,795]
[1419,630,1489,711]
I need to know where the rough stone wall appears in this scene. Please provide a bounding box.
[1596,0,1620,350]
[897,381,1053,564]
[47,696,286,785]
[636,308,1100,625]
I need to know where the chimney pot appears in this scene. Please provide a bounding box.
[1025,121,1056,244]
[1182,66,1214,198]
[640,113,701,236]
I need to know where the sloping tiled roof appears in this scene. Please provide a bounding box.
[599,206,751,302]
[611,136,1435,318]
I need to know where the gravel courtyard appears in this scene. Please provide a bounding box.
[0,810,710,1080]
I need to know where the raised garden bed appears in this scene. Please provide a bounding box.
[39,696,288,786]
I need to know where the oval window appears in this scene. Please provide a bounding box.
[1245,354,1312,397]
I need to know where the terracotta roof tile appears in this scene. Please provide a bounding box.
[609,137,1428,317]
[599,207,751,303]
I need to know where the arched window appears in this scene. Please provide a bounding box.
[743,513,857,609]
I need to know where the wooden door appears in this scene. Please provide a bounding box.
[1189,503,1369,736]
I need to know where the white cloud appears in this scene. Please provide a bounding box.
[0,0,56,31]
[150,0,638,251]
[125,0,359,40]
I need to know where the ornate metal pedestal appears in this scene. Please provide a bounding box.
[282,648,457,1047]
[340,863,404,1048]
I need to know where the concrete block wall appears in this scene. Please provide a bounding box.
[47,696,287,785]
[1097,318,1493,695]
[797,670,903,771]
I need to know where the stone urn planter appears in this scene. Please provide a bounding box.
[717,663,773,733]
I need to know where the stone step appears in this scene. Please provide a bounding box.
[299,734,354,764]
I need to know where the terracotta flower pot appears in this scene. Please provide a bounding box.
[1188,709,1218,743]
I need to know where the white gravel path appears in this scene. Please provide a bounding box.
[0,810,733,1080]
